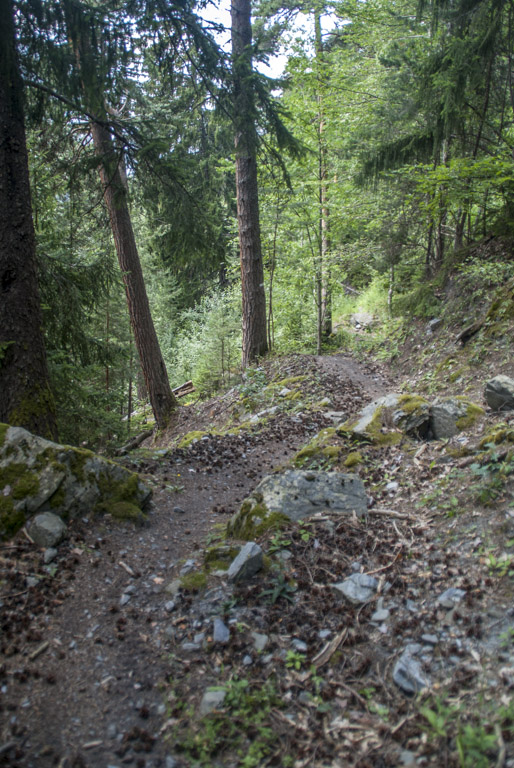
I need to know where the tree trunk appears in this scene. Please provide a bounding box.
[315,11,332,340]
[90,120,177,429]
[231,0,268,369]
[0,0,58,439]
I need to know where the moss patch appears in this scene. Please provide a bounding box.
[453,398,485,430]
[177,431,208,449]
[0,423,9,447]
[0,497,25,540]
[204,545,239,571]
[180,571,207,592]
[478,425,514,448]
[7,386,57,441]
[397,394,430,414]
[272,375,307,388]
[0,462,40,500]
[294,428,337,466]
[344,451,363,467]
[341,407,402,446]
[109,501,147,524]
[227,500,289,540]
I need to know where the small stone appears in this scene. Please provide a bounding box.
[28,512,66,548]
[43,548,58,564]
[199,689,226,715]
[421,634,439,646]
[119,594,131,607]
[193,633,205,645]
[180,559,196,576]
[173,506,186,514]
[181,642,201,652]
[26,576,39,588]
[386,481,399,492]
[437,588,466,609]
[251,632,269,652]
[318,630,331,639]
[164,579,181,596]
[292,639,308,653]
[123,584,137,595]
[164,601,176,613]
[332,573,378,605]
[399,749,417,766]
[371,608,390,623]
[212,618,230,645]
[165,757,179,768]
[279,387,292,397]
[227,542,263,583]
[107,724,118,739]
[242,655,253,666]
[393,648,431,695]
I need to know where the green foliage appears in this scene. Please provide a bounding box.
[169,289,241,398]
[259,571,297,604]
[175,677,281,767]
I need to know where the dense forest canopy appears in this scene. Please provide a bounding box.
[1,0,513,447]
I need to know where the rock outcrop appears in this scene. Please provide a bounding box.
[0,423,151,540]
[339,393,483,443]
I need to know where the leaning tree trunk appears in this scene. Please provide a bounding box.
[231,0,268,369]
[0,0,58,439]
[90,121,177,429]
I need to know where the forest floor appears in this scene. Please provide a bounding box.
[1,341,514,768]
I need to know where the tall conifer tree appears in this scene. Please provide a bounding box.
[232,0,268,368]
[0,0,58,439]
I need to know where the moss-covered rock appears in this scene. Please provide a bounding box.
[392,394,431,439]
[338,395,403,446]
[430,397,484,439]
[0,423,151,540]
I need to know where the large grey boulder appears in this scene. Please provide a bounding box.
[0,423,151,540]
[484,375,514,411]
[227,470,367,540]
[430,397,484,439]
[255,470,367,520]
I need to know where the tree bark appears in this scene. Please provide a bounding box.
[90,120,177,429]
[315,11,332,340]
[0,0,58,439]
[231,0,268,369]
[64,2,177,430]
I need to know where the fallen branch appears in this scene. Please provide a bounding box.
[29,641,50,661]
[367,507,414,520]
[116,428,153,456]
[311,629,348,669]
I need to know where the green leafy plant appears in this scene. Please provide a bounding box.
[285,650,306,670]
[259,572,297,604]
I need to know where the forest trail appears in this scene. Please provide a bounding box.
[1,353,390,768]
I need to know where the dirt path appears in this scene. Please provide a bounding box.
[0,354,390,768]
